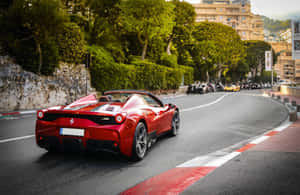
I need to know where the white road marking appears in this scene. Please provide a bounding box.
[181,94,231,112]
[0,135,35,144]
[204,152,240,167]
[275,121,293,132]
[250,136,270,144]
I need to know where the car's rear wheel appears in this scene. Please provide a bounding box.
[132,122,148,161]
[170,111,180,136]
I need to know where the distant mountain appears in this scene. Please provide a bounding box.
[284,12,300,20]
[262,16,291,33]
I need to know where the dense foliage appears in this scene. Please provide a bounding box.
[0,0,274,92]
[88,46,193,92]
[243,40,276,82]
[191,22,245,82]
[56,22,86,64]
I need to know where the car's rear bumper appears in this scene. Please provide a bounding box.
[37,135,120,153]
[35,120,122,154]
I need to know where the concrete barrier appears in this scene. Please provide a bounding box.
[284,97,290,103]
[289,111,298,122]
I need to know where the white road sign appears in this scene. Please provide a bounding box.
[265,51,272,71]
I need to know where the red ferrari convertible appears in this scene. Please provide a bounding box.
[35,90,180,160]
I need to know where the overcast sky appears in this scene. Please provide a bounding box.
[186,0,300,19]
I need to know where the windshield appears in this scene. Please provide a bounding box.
[104,93,132,103]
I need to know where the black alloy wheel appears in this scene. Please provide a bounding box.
[170,111,180,136]
[132,122,148,161]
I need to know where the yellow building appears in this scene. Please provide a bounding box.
[192,0,264,40]
[271,42,300,83]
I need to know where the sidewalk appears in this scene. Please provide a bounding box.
[183,119,300,195]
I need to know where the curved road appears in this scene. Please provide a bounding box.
[0,90,288,195]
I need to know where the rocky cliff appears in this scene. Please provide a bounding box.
[0,56,95,112]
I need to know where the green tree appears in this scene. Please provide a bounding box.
[244,40,275,80]
[120,0,175,60]
[4,0,68,74]
[167,0,195,55]
[0,0,68,74]
[89,0,125,62]
[25,0,67,74]
[191,22,245,81]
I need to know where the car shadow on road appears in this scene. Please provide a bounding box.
[35,132,175,167]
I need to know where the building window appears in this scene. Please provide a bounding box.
[242,16,246,21]
[241,8,246,13]
[242,32,246,36]
[219,16,223,20]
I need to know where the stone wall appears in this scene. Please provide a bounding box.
[0,56,95,112]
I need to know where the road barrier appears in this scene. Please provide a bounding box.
[270,94,298,122]
[284,97,290,103]
[277,95,281,100]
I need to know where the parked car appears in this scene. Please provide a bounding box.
[241,83,250,90]
[215,82,224,91]
[249,83,259,89]
[224,84,240,92]
[187,82,208,94]
[35,90,180,161]
[207,83,216,92]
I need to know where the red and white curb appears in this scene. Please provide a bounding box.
[121,120,293,195]
[0,110,36,117]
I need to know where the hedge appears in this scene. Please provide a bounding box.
[158,53,178,68]
[179,65,194,85]
[88,46,194,92]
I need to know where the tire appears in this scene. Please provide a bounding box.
[170,111,180,136]
[131,122,148,161]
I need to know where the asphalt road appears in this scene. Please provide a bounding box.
[0,90,288,195]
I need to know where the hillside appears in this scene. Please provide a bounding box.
[262,16,291,32]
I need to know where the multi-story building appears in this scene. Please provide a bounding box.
[271,42,300,83]
[192,0,264,40]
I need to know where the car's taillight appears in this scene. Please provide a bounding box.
[37,111,44,119]
[115,113,126,124]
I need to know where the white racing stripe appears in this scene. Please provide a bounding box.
[181,94,231,112]
[0,135,35,144]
